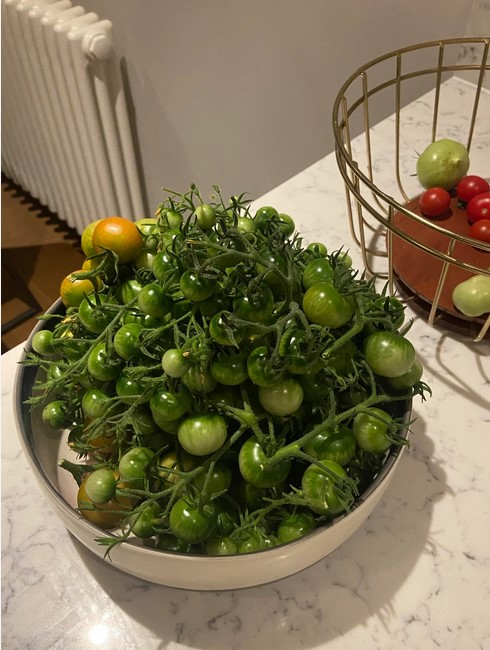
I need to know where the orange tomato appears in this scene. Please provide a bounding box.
[60,270,101,308]
[92,216,143,264]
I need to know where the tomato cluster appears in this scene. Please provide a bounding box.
[28,185,428,557]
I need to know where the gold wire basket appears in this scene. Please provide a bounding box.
[332,37,490,341]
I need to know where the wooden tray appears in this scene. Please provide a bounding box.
[392,194,490,324]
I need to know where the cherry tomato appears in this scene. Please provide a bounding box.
[194,204,216,229]
[363,331,415,378]
[279,328,318,375]
[82,388,110,419]
[31,330,55,356]
[130,503,161,538]
[113,323,143,360]
[211,351,248,386]
[92,216,143,264]
[169,499,218,544]
[42,400,67,429]
[303,282,353,328]
[304,426,356,466]
[238,437,291,488]
[84,468,116,504]
[277,511,316,544]
[209,311,244,347]
[78,294,113,333]
[77,475,131,529]
[150,388,192,422]
[233,284,274,322]
[469,219,490,243]
[87,342,124,382]
[258,378,304,416]
[60,270,101,308]
[247,346,285,387]
[352,408,392,454]
[177,414,228,456]
[118,446,154,489]
[117,278,143,304]
[161,348,190,377]
[456,175,490,203]
[179,270,215,302]
[467,192,490,223]
[152,251,176,283]
[137,283,172,319]
[192,461,232,494]
[301,459,349,516]
[116,375,146,405]
[206,536,238,556]
[419,187,451,217]
[302,258,334,289]
[81,219,104,257]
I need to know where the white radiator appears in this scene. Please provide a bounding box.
[1,0,145,234]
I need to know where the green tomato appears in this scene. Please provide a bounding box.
[209,310,244,347]
[302,258,334,289]
[301,459,349,516]
[161,348,190,377]
[113,323,143,360]
[247,346,284,387]
[130,503,161,538]
[304,426,356,466]
[116,375,146,405]
[182,366,217,393]
[192,461,232,494]
[303,282,353,328]
[137,283,172,319]
[117,278,143,304]
[238,437,291,488]
[233,284,274,323]
[155,533,191,553]
[118,446,154,489]
[416,138,470,190]
[82,388,110,419]
[194,204,216,229]
[277,511,317,544]
[306,241,328,257]
[84,468,116,504]
[258,378,304,416]
[206,536,238,556]
[363,331,415,378]
[152,251,176,283]
[210,351,248,386]
[42,400,67,429]
[452,274,490,317]
[31,330,55,356]
[87,342,124,382]
[179,270,215,302]
[78,294,113,334]
[352,408,392,454]
[279,328,318,374]
[385,358,424,391]
[169,499,218,544]
[177,414,228,456]
[150,388,192,422]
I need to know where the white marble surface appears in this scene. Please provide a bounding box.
[2,76,490,649]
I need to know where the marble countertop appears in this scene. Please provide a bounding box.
[2,76,490,649]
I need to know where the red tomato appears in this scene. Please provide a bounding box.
[467,192,490,223]
[469,219,490,243]
[456,175,490,203]
[419,187,451,217]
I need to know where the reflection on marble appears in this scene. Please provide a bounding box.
[2,76,490,649]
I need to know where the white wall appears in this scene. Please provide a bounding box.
[81,0,483,214]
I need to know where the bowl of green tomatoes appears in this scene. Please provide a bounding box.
[14,185,428,590]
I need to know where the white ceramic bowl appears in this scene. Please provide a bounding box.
[14,300,412,591]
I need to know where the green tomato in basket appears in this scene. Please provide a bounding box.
[416,138,470,190]
[452,274,490,317]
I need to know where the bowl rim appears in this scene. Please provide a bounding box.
[14,298,413,562]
